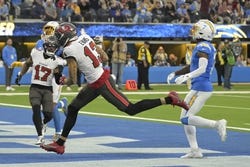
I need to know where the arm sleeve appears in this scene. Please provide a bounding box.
[188,57,208,78]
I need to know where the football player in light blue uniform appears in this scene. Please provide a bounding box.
[190,41,215,91]
[37,21,68,142]
[167,20,227,158]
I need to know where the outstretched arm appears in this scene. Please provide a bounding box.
[15,57,33,85]
[20,57,33,76]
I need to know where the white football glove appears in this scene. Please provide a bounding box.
[167,72,175,84]
[175,74,190,85]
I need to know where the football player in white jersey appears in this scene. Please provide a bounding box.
[39,21,69,142]
[167,20,227,158]
[15,21,68,142]
[40,22,189,154]
[16,36,67,145]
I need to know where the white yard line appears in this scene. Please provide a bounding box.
[1,90,250,96]
[0,102,250,132]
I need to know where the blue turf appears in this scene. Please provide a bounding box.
[0,106,250,164]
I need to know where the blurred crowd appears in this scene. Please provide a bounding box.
[214,38,244,90]
[1,0,250,24]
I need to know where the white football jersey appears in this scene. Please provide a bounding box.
[63,34,104,84]
[30,48,67,86]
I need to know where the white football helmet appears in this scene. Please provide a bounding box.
[190,19,216,41]
[41,21,59,39]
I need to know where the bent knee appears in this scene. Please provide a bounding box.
[68,104,79,114]
[180,117,189,125]
[124,105,136,116]
[43,111,53,121]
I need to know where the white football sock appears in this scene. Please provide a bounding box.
[188,115,216,128]
[184,125,199,149]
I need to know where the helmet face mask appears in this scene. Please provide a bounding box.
[54,22,77,47]
[43,36,59,57]
[190,19,216,41]
[42,21,59,39]
[94,36,103,45]
[43,26,55,36]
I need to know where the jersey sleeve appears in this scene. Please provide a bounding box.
[196,42,211,55]
[62,48,71,59]
[30,48,36,58]
[56,57,67,66]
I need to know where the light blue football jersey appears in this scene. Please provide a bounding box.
[190,41,216,92]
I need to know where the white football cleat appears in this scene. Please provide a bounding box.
[35,136,45,145]
[6,86,15,91]
[216,119,227,142]
[181,148,203,159]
